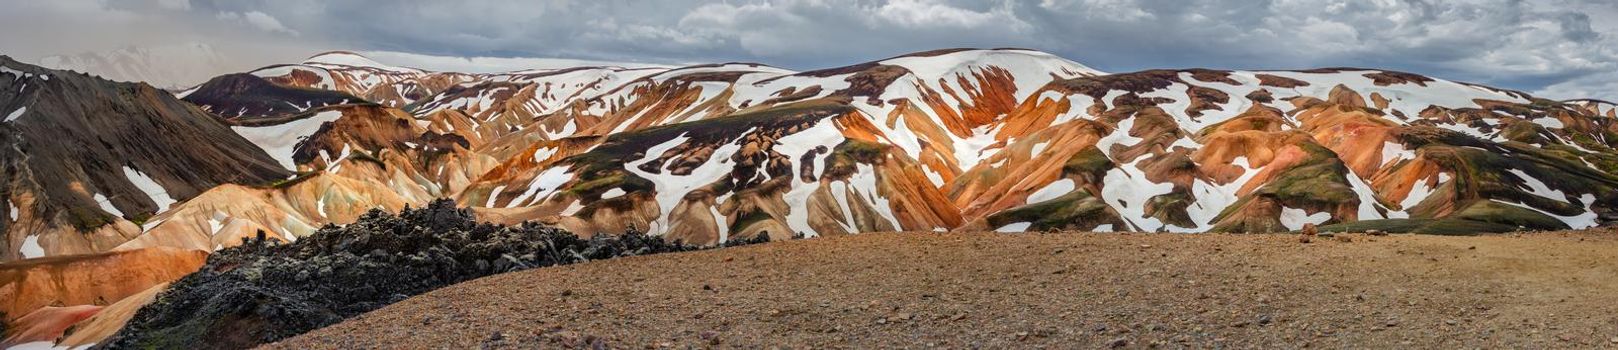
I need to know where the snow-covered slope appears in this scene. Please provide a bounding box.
[14,48,1618,263]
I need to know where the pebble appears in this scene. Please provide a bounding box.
[1108,338,1130,348]
[1258,314,1273,326]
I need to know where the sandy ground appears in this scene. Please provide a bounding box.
[272,230,1618,349]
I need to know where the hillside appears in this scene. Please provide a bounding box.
[275,230,1618,348]
[67,48,1615,259]
[3,48,1618,349]
[1,56,289,261]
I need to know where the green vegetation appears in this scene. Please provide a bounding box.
[1061,146,1112,178]
[985,191,1120,232]
[1319,200,1569,235]
[728,209,774,233]
[67,205,115,232]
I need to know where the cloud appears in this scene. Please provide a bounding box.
[1,0,1613,100]
[359,50,674,73]
[216,11,299,36]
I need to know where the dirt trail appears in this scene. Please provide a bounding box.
[273,231,1618,349]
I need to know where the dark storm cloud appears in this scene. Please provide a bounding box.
[2,0,1614,100]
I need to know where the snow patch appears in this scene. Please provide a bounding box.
[92,193,123,217]
[1026,179,1074,204]
[484,185,507,208]
[123,167,177,213]
[1094,116,1143,157]
[1497,196,1598,229]
[19,235,43,259]
[1344,170,1387,220]
[921,165,945,188]
[4,106,24,122]
[600,188,626,199]
[770,119,847,237]
[1100,157,1174,231]
[507,166,573,208]
[1400,172,1442,209]
[1173,156,1261,232]
[1531,117,1564,129]
[626,129,750,235]
[1029,141,1050,157]
[1507,169,1569,203]
[953,124,1003,171]
[995,222,1032,233]
[531,147,558,162]
[1380,141,1416,165]
[233,110,344,170]
[1279,207,1331,231]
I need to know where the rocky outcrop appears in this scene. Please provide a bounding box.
[101,199,765,349]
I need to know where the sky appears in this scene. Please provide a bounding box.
[0,0,1614,101]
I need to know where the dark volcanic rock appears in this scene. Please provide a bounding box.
[181,72,366,122]
[98,199,767,350]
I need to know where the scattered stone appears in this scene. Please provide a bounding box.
[1300,224,1319,243]
[1109,338,1130,348]
[1258,314,1273,326]
[1367,229,1387,236]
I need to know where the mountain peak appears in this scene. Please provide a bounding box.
[302,51,420,73]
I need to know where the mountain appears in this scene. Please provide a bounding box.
[37,43,234,90]
[4,48,1618,348]
[9,48,1618,259]
[1,56,290,261]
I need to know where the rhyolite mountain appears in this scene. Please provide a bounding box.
[8,49,1618,263]
[3,48,1618,348]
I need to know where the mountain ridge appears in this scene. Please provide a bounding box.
[3,47,1618,349]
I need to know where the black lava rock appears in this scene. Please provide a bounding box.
[98,199,768,349]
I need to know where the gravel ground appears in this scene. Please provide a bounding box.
[272,230,1618,349]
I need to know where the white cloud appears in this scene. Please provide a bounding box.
[156,0,190,11]
[872,0,1024,30]
[1,0,1613,101]
[218,11,299,36]
[358,50,675,73]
